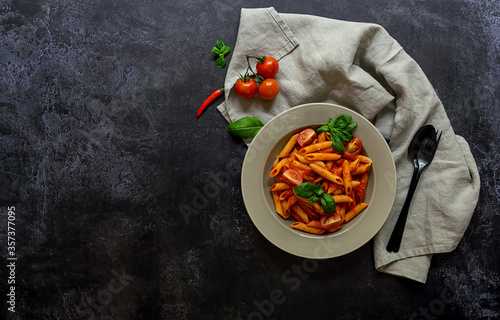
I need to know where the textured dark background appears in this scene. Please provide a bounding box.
[1,0,499,319]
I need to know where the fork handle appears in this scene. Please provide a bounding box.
[386,165,424,252]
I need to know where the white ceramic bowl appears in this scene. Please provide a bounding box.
[241,103,397,259]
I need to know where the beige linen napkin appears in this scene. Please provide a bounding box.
[218,7,480,283]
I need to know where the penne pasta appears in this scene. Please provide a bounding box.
[295,153,327,168]
[272,192,285,218]
[310,163,344,185]
[347,191,357,209]
[278,134,299,158]
[327,182,338,194]
[321,147,339,154]
[333,195,353,203]
[290,159,312,171]
[304,153,341,161]
[270,182,292,192]
[306,220,324,230]
[325,160,335,171]
[291,204,310,224]
[336,203,347,221]
[351,163,371,175]
[291,211,305,223]
[279,189,294,200]
[283,202,292,218]
[349,158,360,172]
[290,222,325,234]
[294,194,325,214]
[311,160,327,168]
[280,199,290,219]
[334,188,344,196]
[295,153,315,164]
[314,176,325,184]
[317,132,326,143]
[299,170,316,183]
[355,155,372,164]
[298,141,333,154]
[354,172,368,203]
[344,203,368,223]
[287,195,299,208]
[321,180,329,193]
[268,122,371,236]
[342,160,352,195]
[270,158,289,177]
[297,202,320,220]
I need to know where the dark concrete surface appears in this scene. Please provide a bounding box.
[1,0,498,319]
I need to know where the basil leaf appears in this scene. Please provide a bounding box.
[328,118,335,131]
[320,193,336,214]
[333,115,352,128]
[293,182,316,198]
[226,116,264,138]
[309,195,320,203]
[316,125,329,133]
[212,47,220,55]
[337,129,352,142]
[217,39,224,49]
[314,184,324,197]
[221,46,231,55]
[330,131,345,153]
[216,56,226,68]
[344,122,357,133]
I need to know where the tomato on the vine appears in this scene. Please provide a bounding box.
[234,77,257,99]
[258,78,280,100]
[343,137,363,160]
[256,56,279,78]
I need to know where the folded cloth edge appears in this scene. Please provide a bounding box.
[375,135,480,283]
[377,254,433,283]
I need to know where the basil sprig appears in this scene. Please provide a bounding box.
[316,114,357,153]
[212,40,231,68]
[293,182,336,214]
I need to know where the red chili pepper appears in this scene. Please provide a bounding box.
[197,88,224,117]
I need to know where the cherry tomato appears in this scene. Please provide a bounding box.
[256,56,279,78]
[282,169,303,187]
[343,137,363,160]
[234,78,257,99]
[320,212,343,230]
[297,128,317,147]
[258,78,280,100]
